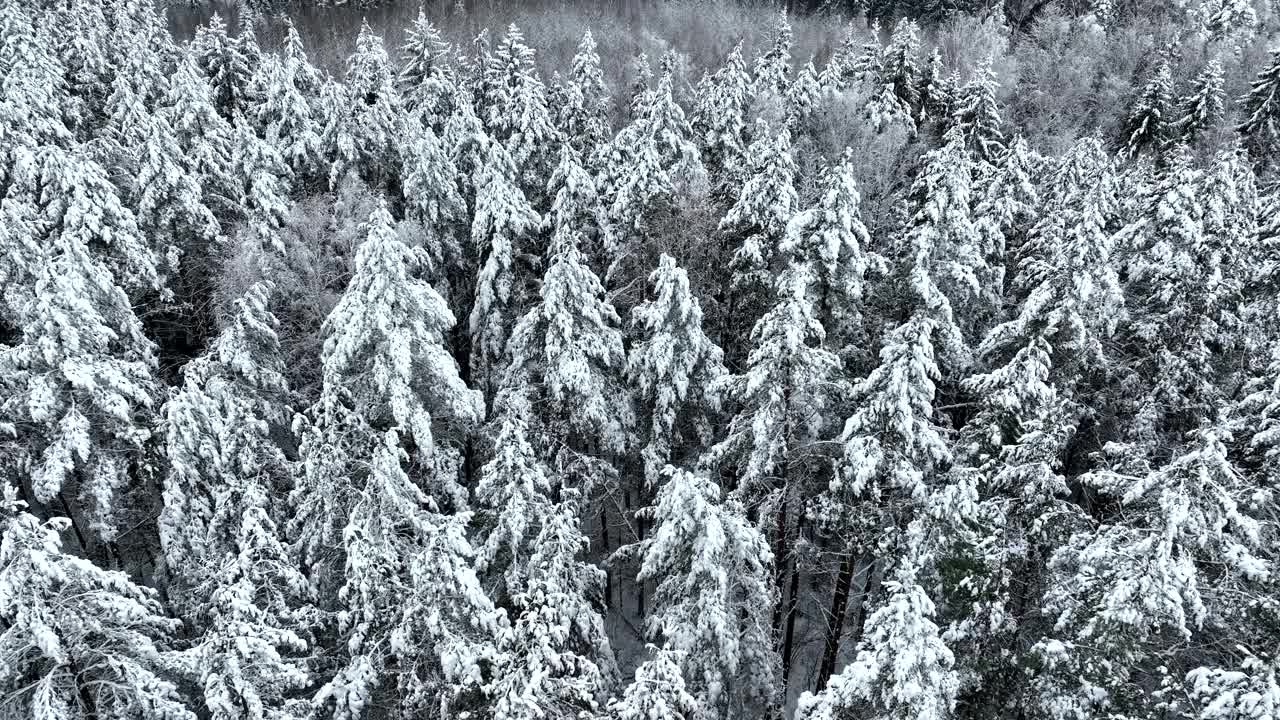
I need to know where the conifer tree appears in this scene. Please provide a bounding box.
[0,484,193,720]
[558,29,611,157]
[1238,49,1280,159]
[253,53,323,183]
[603,647,705,720]
[1122,60,1174,158]
[401,120,465,270]
[485,493,617,720]
[232,117,291,263]
[880,20,923,113]
[163,285,311,720]
[1036,427,1270,719]
[780,150,883,359]
[754,10,793,101]
[951,57,1005,164]
[484,24,560,193]
[919,48,954,125]
[627,254,728,485]
[1176,58,1225,145]
[627,466,777,718]
[504,174,633,459]
[722,120,799,308]
[0,147,160,542]
[290,203,494,718]
[328,21,404,188]
[796,523,957,720]
[708,261,840,506]
[192,13,254,121]
[469,141,542,399]
[164,52,240,217]
[398,9,455,124]
[786,59,820,129]
[692,42,752,201]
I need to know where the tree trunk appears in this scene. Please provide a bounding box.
[599,506,611,609]
[779,513,806,689]
[815,546,858,691]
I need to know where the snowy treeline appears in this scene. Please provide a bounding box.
[2,0,1280,719]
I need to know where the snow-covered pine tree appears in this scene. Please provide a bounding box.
[327,20,404,189]
[691,42,752,202]
[1194,0,1258,52]
[1035,427,1271,720]
[191,13,254,121]
[401,119,465,272]
[708,260,840,507]
[253,51,323,184]
[0,483,193,720]
[1118,149,1253,445]
[951,56,1005,164]
[485,492,617,719]
[469,141,542,401]
[879,19,923,114]
[899,128,990,365]
[483,24,560,196]
[1237,48,1280,159]
[786,58,820,130]
[796,522,958,720]
[164,51,240,217]
[558,29,611,158]
[503,169,633,461]
[231,117,292,267]
[627,254,727,485]
[627,466,778,718]
[161,284,311,720]
[722,119,799,326]
[1121,59,1174,159]
[603,646,705,720]
[780,149,883,361]
[1176,58,1225,146]
[919,48,954,126]
[398,9,455,125]
[291,202,496,718]
[0,146,160,543]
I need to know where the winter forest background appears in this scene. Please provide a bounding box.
[4,0,1280,717]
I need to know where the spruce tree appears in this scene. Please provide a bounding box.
[691,42,752,202]
[722,120,799,311]
[398,9,455,124]
[484,24,560,194]
[1176,58,1225,145]
[1122,60,1174,158]
[327,21,404,189]
[603,647,705,720]
[951,57,1005,164]
[1238,49,1280,159]
[290,204,495,718]
[627,254,728,485]
[627,466,777,718]
[0,484,193,720]
[558,29,611,157]
[191,13,254,121]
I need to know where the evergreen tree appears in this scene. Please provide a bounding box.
[780,150,883,359]
[327,21,404,188]
[919,48,954,125]
[796,524,958,720]
[723,120,799,306]
[786,59,820,130]
[398,9,455,124]
[484,24,560,194]
[0,483,193,720]
[951,57,1005,164]
[0,147,160,541]
[400,120,465,270]
[627,466,777,717]
[191,13,254,121]
[469,141,541,399]
[880,20,923,113]
[691,42,752,201]
[290,204,494,718]
[253,52,323,183]
[708,261,840,505]
[504,186,633,459]
[232,117,292,264]
[627,254,728,485]
[1237,49,1280,159]
[558,29,611,157]
[485,493,617,720]
[1122,60,1174,158]
[603,647,705,720]
[753,10,793,101]
[164,52,240,217]
[1176,58,1225,145]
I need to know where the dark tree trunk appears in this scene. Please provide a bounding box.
[815,547,858,691]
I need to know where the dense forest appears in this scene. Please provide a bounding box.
[3,0,1280,718]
